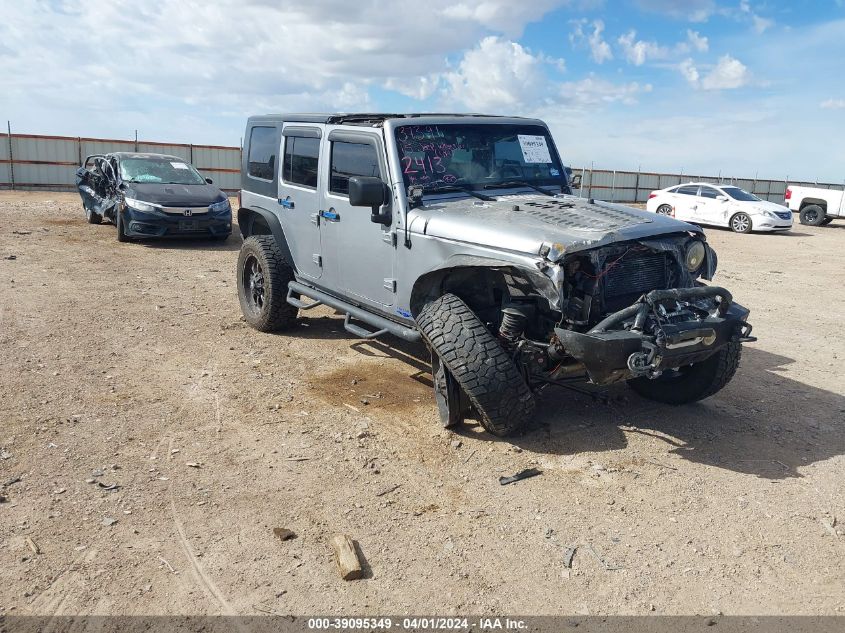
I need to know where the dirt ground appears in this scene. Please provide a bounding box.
[0,191,843,617]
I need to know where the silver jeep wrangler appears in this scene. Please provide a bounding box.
[236,114,755,436]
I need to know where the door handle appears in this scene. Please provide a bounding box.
[320,208,340,221]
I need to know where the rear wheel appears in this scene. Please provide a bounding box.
[656,204,673,216]
[730,212,752,233]
[627,340,741,404]
[799,205,826,226]
[237,235,298,332]
[416,293,535,437]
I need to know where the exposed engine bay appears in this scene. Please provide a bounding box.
[461,233,755,388]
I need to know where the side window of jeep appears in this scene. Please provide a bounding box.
[282,136,320,189]
[330,141,380,196]
[247,126,277,181]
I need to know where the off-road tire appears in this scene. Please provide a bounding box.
[416,293,535,436]
[237,235,298,332]
[627,339,742,405]
[799,205,826,226]
[729,212,752,233]
[116,210,129,242]
[85,206,101,224]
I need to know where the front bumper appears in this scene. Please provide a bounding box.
[753,212,793,231]
[553,287,753,385]
[122,206,232,239]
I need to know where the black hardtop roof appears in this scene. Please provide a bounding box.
[247,113,540,127]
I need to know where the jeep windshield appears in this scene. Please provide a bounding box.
[393,123,565,196]
[119,157,206,185]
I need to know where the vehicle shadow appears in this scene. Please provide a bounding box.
[290,315,845,480]
[138,235,242,252]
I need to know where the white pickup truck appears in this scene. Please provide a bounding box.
[785,185,844,226]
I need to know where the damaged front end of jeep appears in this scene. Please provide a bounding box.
[497,232,755,389]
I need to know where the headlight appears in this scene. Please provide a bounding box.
[685,241,706,272]
[762,210,778,219]
[124,198,159,213]
[209,200,231,214]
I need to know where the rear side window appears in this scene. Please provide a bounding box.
[699,186,720,199]
[247,127,277,180]
[283,137,320,188]
[677,185,699,196]
[330,142,381,195]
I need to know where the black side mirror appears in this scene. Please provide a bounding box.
[205,177,213,184]
[349,176,391,224]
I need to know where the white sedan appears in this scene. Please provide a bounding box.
[645,182,793,233]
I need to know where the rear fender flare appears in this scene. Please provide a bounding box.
[237,206,296,271]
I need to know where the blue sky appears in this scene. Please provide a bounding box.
[2,0,845,181]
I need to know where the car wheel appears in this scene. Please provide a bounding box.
[799,205,826,226]
[416,293,535,437]
[627,340,741,405]
[730,212,752,233]
[116,210,129,242]
[85,206,102,225]
[656,204,673,216]
[237,235,299,332]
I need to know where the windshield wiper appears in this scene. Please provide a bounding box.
[426,185,497,202]
[483,180,556,197]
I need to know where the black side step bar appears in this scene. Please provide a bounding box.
[287,281,421,343]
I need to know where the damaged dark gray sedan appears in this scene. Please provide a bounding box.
[76,152,232,242]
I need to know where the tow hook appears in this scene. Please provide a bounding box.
[737,322,757,343]
[627,343,662,378]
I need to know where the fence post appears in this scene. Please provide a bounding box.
[610,170,616,202]
[588,161,594,199]
[579,167,585,198]
[190,144,194,164]
[134,130,138,152]
[634,165,641,203]
[7,121,14,191]
[77,137,82,168]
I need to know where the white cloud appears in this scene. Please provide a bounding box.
[634,0,716,22]
[821,98,845,109]
[559,76,652,107]
[445,37,546,111]
[570,19,614,64]
[617,31,669,66]
[701,55,752,90]
[678,58,700,84]
[686,29,709,53]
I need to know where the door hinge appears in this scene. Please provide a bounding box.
[312,254,322,267]
[383,231,397,246]
[310,213,320,225]
[383,278,397,292]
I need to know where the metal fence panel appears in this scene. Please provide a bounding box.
[0,134,10,186]
[136,142,191,161]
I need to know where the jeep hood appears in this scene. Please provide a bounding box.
[408,194,702,261]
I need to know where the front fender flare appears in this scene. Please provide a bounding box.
[409,254,560,317]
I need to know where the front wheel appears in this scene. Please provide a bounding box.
[85,206,101,224]
[627,340,741,404]
[656,204,673,216]
[236,235,299,332]
[116,210,129,242]
[730,212,752,233]
[416,293,535,437]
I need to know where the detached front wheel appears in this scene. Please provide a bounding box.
[416,293,535,437]
[627,340,741,404]
[237,235,299,332]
